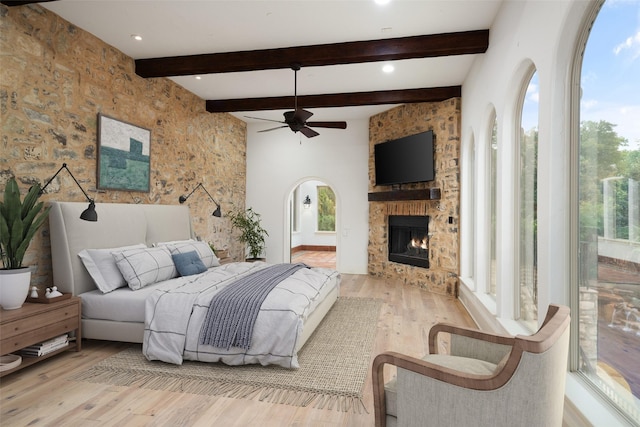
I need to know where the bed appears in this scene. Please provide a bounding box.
[48,201,340,368]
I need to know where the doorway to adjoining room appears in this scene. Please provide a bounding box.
[289,179,336,270]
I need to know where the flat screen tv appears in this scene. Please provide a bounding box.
[374,130,434,186]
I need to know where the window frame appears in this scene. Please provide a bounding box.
[516,67,540,330]
[570,0,640,424]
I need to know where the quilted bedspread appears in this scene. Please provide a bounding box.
[142,261,339,368]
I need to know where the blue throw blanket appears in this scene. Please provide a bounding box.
[199,263,308,350]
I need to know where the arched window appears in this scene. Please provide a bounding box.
[576,0,640,422]
[317,185,336,232]
[519,70,539,328]
[490,115,498,298]
[461,133,476,287]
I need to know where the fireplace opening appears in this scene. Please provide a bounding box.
[388,215,430,268]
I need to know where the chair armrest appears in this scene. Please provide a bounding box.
[372,349,520,427]
[429,323,514,364]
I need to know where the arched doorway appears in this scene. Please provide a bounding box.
[288,179,336,269]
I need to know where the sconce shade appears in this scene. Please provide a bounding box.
[41,163,98,222]
[303,195,311,208]
[179,183,222,218]
[80,200,98,222]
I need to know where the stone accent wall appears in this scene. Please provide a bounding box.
[0,5,247,288]
[368,99,460,296]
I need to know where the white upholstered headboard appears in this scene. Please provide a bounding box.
[49,202,193,296]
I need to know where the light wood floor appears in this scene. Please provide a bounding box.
[0,274,474,427]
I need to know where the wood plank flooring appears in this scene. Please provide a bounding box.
[0,274,475,427]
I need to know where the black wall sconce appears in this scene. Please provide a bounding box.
[303,195,311,209]
[40,163,97,221]
[179,183,222,217]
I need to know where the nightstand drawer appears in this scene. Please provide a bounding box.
[0,303,79,340]
[0,318,77,355]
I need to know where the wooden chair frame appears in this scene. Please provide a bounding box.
[372,304,570,427]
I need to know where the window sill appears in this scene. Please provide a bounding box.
[564,373,634,427]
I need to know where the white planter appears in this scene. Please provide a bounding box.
[0,268,32,310]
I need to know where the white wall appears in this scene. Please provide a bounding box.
[245,119,369,274]
[460,0,629,425]
[461,0,588,319]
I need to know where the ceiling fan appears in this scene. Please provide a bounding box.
[246,64,347,138]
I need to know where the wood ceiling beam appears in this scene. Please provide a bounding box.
[1,1,58,5]
[206,86,461,113]
[136,30,489,78]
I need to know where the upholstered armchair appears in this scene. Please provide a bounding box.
[372,304,571,427]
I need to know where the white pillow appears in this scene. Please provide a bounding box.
[78,243,147,293]
[112,247,177,291]
[158,240,220,268]
[153,239,194,247]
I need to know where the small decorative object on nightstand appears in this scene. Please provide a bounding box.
[47,286,63,298]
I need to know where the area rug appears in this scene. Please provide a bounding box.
[70,297,382,413]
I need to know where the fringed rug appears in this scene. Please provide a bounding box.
[70,297,382,413]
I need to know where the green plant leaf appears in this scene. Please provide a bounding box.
[0,178,50,269]
[21,184,41,219]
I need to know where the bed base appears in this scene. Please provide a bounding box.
[81,285,339,350]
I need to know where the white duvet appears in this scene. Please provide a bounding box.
[142,261,339,368]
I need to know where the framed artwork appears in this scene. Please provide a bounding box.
[97,113,151,192]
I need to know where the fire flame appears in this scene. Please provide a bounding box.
[410,237,428,250]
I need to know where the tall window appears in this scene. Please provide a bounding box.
[490,117,498,297]
[577,0,640,422]
[317,186,336,232]
[519,71,539,328]
[470,136,476,282]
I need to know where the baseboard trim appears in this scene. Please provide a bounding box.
[291,245,336,253]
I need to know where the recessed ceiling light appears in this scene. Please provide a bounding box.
[131,34,143,41]
[382,64,395,73]
[195,76,202,80]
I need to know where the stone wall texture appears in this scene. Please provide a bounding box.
[368,99,461,296]
[0,5,247,289]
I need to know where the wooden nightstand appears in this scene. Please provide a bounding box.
[215,249,234,265]
[0,296,81,377]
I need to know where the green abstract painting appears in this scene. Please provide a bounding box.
[97,114,151,192]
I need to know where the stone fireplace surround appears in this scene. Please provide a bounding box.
[367,99,461,297]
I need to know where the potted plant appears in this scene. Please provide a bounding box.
[227,207,268,261]
[0,178,51,309]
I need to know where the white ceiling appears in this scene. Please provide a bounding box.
[42,0,502,124]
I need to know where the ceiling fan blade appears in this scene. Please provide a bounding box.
[258,125,288,133]
[245,115,285,124]
[283,109,313,124]
[294,109,314,122]
[299,127,320,138]
[306,121,347,129]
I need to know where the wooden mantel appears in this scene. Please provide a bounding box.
[367,188,441,202]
